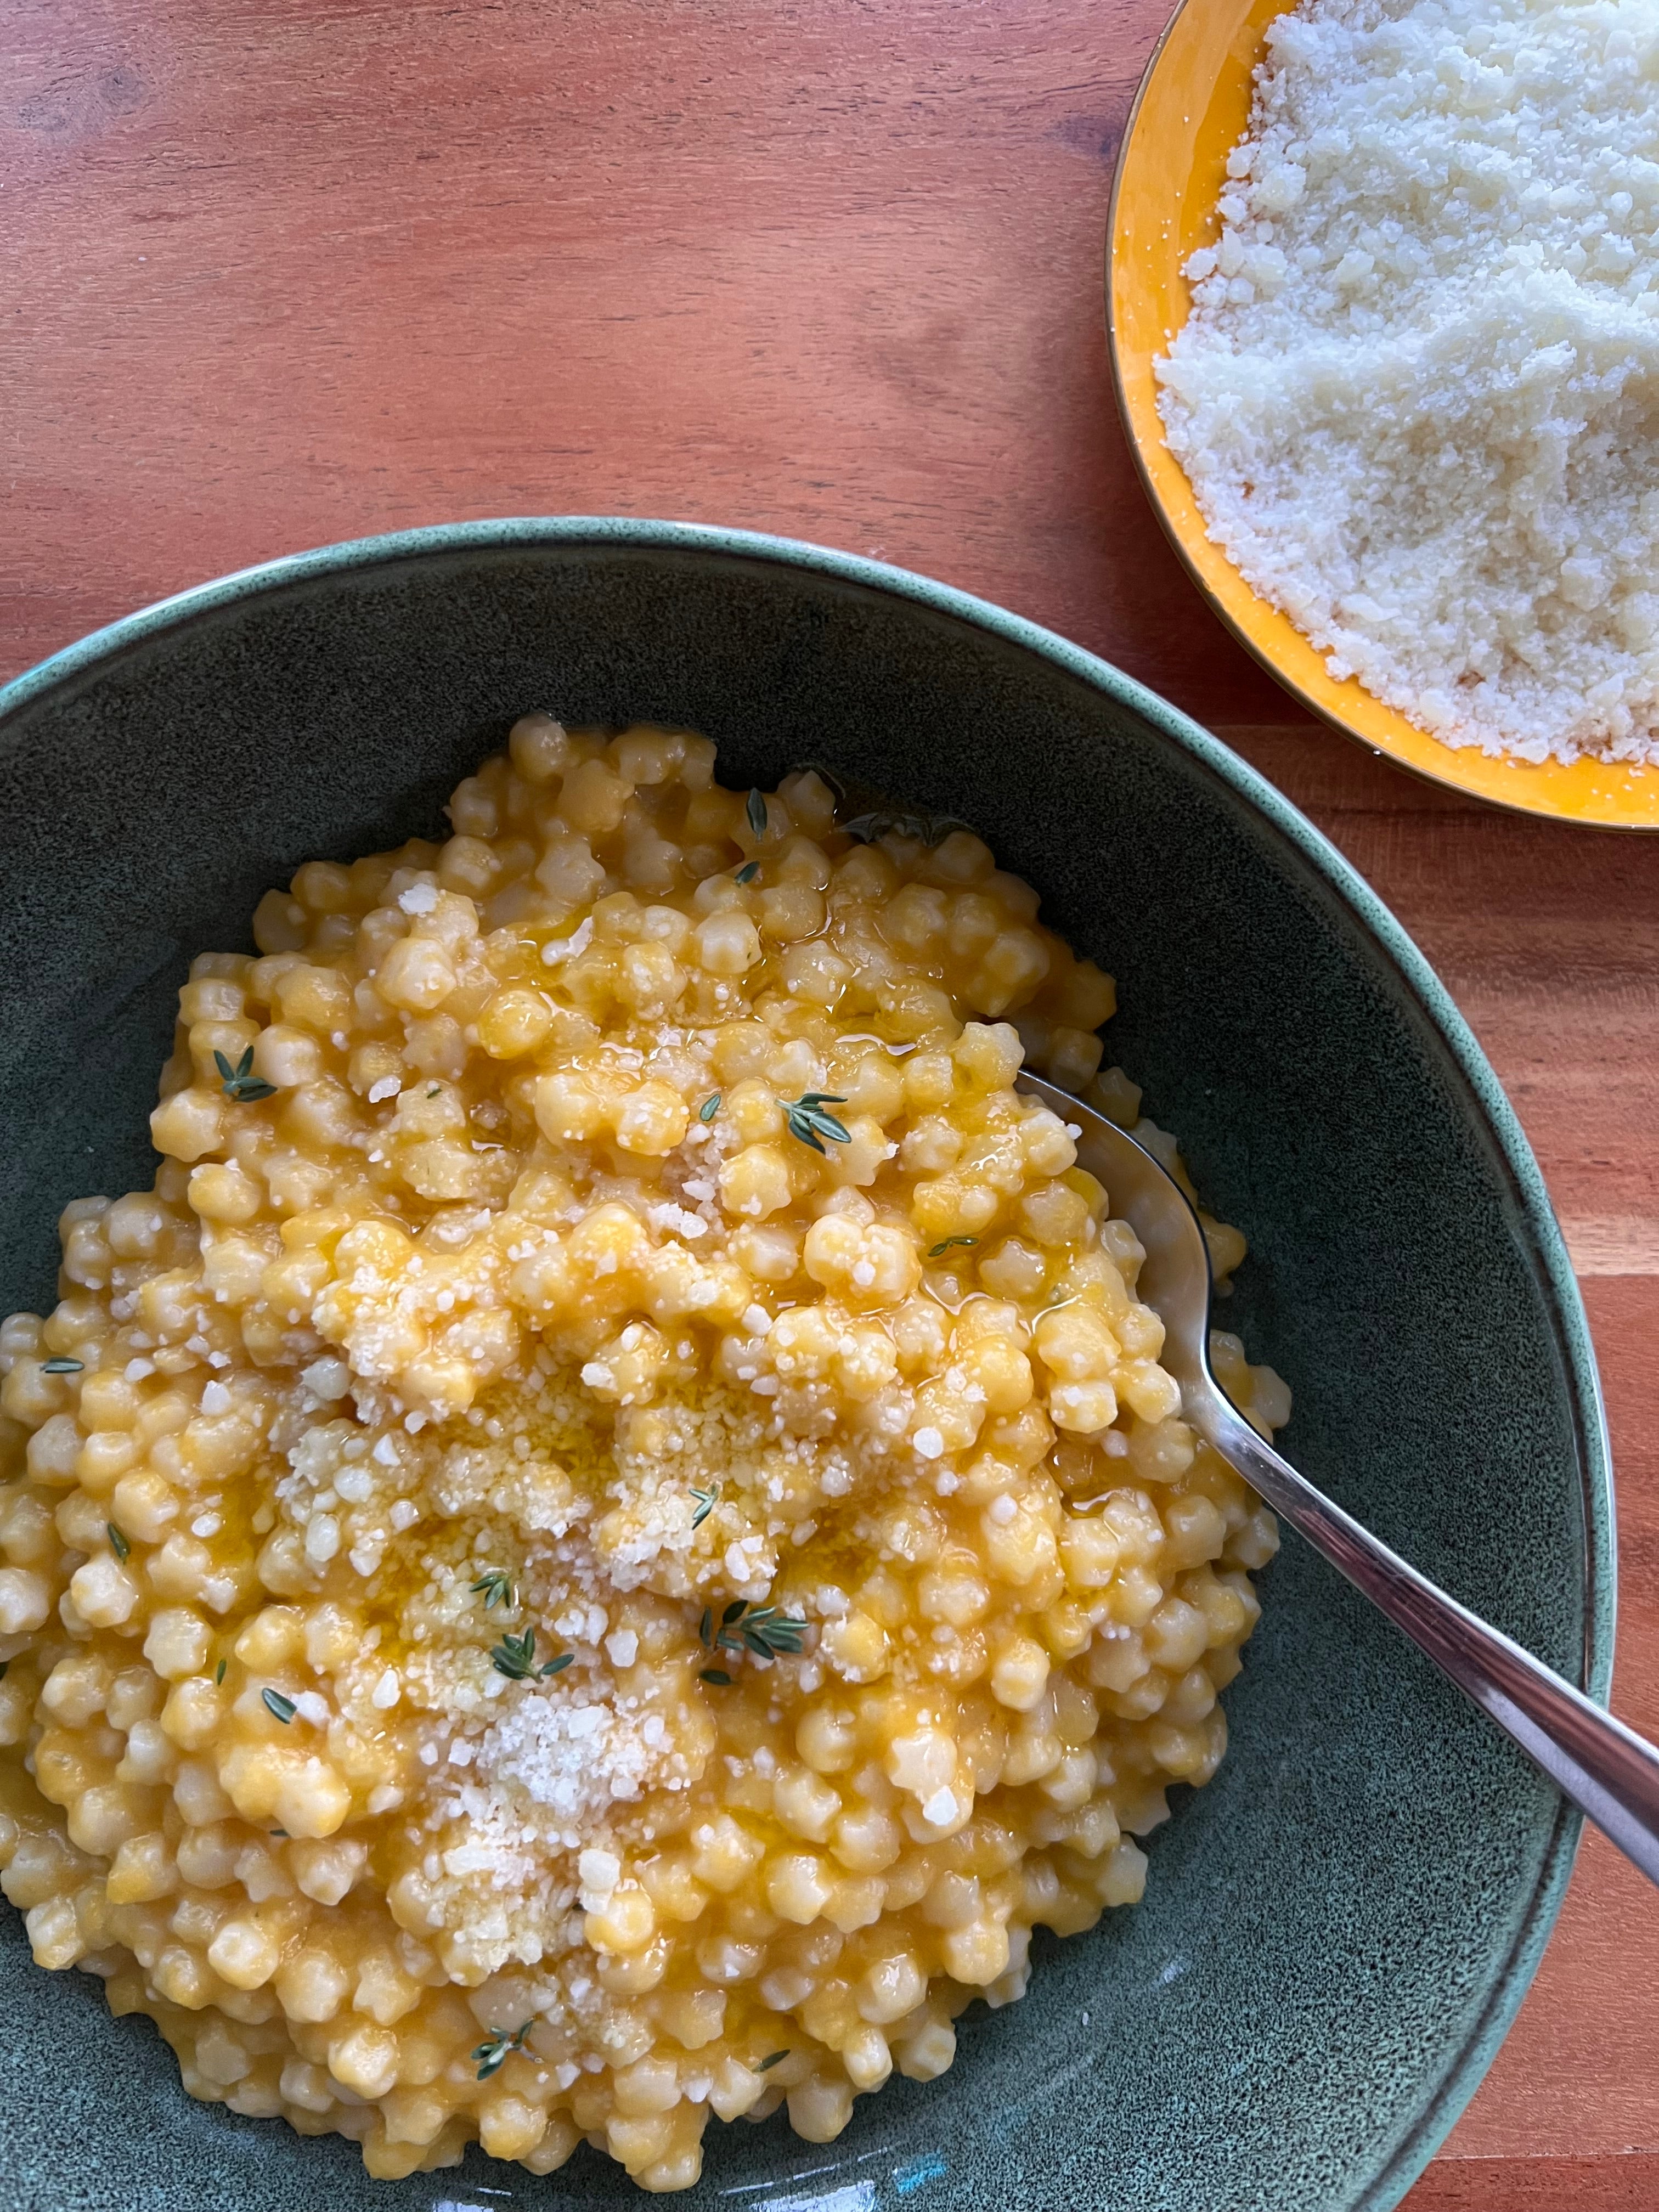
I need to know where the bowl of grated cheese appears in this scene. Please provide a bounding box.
[1109,0,1659,826]
[0,518,1611,2210]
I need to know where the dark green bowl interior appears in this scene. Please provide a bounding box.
[0,523,1609,2212]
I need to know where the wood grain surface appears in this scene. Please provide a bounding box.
[5,2,1658,2203]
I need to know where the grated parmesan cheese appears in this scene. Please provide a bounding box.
[0,726,1291,2192]
[1157,0,1659,763]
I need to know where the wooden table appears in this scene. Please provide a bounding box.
[6,2,1656,2200]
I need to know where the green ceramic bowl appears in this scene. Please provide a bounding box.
[0,520,1611,2212]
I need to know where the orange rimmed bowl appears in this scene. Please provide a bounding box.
[1107,0,1659,829]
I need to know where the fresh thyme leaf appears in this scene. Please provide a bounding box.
[699,1668,733,1686]
[691,1482,720,1529]
[41,1357,83,1375]
[270,1828,287,1838]
[707,1600,809,1661]
[928,1235,979,1257]
[747,788,768,838]
[753,2049,789,2071]
[490,1628,544,1681]
[698,1092,721,1122]
[0,1662,8,1681]
[491,1628,571,1683]
[734,860,760,885]
[216,1659,227,1684]
[471,1568,514,1611]
[698,1607,713,1647]
[427,1085,441,1097]
[782,1092,850,1154]
[106,1522,130,1562]
[262,1688,297,1724]
[216,1045,278,1104]
[736,1605,807,1658]
[472,2022,533,2080]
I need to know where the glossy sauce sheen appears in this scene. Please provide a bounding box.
[0,720,1283,2187]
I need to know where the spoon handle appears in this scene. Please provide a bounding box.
[1198,1387,1659,1886]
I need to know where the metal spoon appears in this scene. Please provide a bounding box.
[1017,1071,1659,1887]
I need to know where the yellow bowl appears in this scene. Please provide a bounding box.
[1107,0,1659,828]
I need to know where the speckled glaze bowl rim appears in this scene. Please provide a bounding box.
[0,516,1616,2212]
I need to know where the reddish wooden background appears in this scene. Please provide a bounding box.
[6,1,1659,2200]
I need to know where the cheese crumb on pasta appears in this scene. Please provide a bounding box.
[0,720,1282,2188]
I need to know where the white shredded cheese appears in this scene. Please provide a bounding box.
[541,915,595,965]
[1158,0,1659,763]
[578,1847,620,1896]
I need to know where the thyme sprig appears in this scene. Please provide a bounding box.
[691,1483,720,1530]
[490,1627,572,1683]
[215,1046,277,1104]
[699,1599,808,1662]
[471,1568,514,1611]
[928,1235,979,1258]
[737,1607,808,1658]
[472,2021,533,2080]
[782,1092,850,1154]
